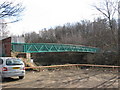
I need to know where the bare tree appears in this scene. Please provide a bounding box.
[93,0,118,43]
[0,1,25,36]
[0,19,9,37]
[0,1,25,23]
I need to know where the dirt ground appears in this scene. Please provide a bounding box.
[1,68,119,88]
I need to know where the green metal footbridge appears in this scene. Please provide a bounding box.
[12,43,100,53]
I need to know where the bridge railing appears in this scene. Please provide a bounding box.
[11,43,100,53]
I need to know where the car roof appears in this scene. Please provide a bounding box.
[0,57,17,59]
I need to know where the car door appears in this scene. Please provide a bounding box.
[0,58,3,76]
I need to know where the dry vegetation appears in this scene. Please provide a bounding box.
[2,67,119,88]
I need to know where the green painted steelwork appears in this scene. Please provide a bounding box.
[11,43,100,53]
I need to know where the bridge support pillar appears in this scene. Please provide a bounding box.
[26,53,31,60]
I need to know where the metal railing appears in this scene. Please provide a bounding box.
[12,43,100,53]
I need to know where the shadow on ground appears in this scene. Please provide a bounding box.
[2,77,19,83]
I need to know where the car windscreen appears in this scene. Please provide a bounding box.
[6,58,23,65]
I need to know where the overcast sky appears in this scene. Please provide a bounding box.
[7,0,102,35]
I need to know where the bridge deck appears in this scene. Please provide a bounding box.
[12,43,100,53]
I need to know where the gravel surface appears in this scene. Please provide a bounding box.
[2,68,119,88]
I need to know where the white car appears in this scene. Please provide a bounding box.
[0,57,25,80]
